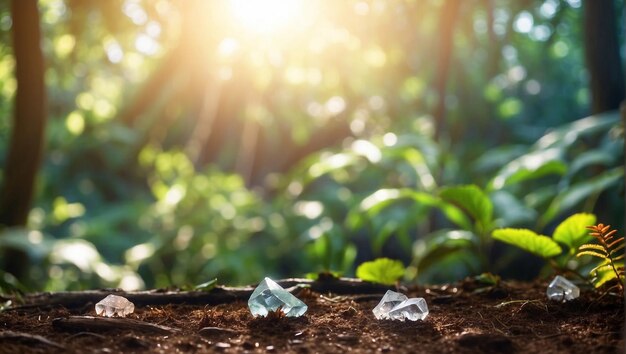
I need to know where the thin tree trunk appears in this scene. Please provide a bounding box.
[0,0,46,227]
[0,0,47,279]
[583,0,625,114]
[432,0,461,141]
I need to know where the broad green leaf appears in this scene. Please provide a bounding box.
[356,258,405,285]
[440,185,493,231]
[194,278,217,292]
[534,112,620,150]
[474,145,527,174]
[356,188,471,230]
[553,213,596,251]
[592,261,624,288]
[566,151,615,179]
[490,190,537,227]
[489,148,566,189]
[492,228,562,258]
[413,230,477,275]
[542,167,624,225]
[589,259,612,276]
[307,152,360,180]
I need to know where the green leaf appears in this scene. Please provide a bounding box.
[552,213,596,251]
[492,228,562,258]
[413,230,477,275]
[355,188,472,230]
[490,190,537,227]
[541,167,624,225]
[566,150,615,180]
[474,272,501,286]
[194,278,217,292]
[489,148,566,189]
[592,261,624,288]
[534,112,620,150]
[356,258,405,285]
[440,185,493,231]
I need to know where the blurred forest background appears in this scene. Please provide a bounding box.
[0,0,624,292]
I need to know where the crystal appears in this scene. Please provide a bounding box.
[546,275,579,302]
[372,290,408,320]
[373,290,429,321]
[388,298,429,321]
[95,294,135,317]
[248,277,307,317]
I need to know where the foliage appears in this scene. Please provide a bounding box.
[0,0,624,290]
[483,112,623,228]
[194,278,218,292]
[491,213,596,275]
[577,224,625,293]
[492,229,562,258]
[355,258,405,285]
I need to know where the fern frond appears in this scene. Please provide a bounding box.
[577,250,608,259]
[577,243,606,252]
[609,253,625,262]
[607,237,624,249]
[579,223,624,296]
[609,245,625,258]
[603,229,617,240]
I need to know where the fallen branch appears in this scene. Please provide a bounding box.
[10,278,391,310]
[0,330,65,349]
[52,316,180,335]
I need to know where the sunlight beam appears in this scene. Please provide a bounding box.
[229,0,305,34]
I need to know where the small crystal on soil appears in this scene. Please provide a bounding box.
[373,290,429,321]
[388,298,429,321]
[546,275,579,302]
[95,294,135,317]
[372,290,408,320]
[248,277,307,317]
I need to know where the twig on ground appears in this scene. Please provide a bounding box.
[0,330,65,349]
[52,316,181,335]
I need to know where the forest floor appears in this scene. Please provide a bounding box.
[0,277,623,353]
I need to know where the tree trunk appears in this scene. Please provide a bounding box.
[0,0,46,226]
[432,0,461,141]
[583,0,625,114]
[0,0,47,279]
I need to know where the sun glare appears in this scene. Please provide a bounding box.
[229,0,305,34]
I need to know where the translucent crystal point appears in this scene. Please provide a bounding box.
[388,298,429,321]
[248,277,307,317]
[95,294,135,317]
[546,275,579,302]
[372,290,408,320]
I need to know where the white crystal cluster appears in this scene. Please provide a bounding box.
[248,277,308,317]
[373,290,429,321]
[546,275,579,302]
[95,294,135,317]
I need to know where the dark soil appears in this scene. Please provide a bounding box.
[0,278,623,353]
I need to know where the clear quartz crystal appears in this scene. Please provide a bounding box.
[546,275,580,302]
[373,290,429,321]
[372,290,408,320]
[95,294,135,317]
[248,277,308,317]
[388,298,429,321]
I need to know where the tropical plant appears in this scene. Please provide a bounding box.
[355,258,405,285]
[482,112,624,229]
[492,213,596,278]
[577,223,625,294]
